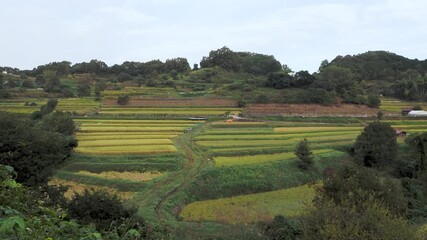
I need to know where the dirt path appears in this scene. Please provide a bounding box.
[130,122,209,224]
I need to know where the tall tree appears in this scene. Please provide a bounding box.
[353,122,397,168]
[295,138,314,170]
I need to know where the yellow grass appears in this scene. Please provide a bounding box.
[274,126,363,133]
[214,149,335,167]
[180,183,318,224]
[76,134,178,141]
[74,145,177,155]
[77,171,164,181]
[79,126,187,132]
[48,178,134,200]
[77,139,173,147]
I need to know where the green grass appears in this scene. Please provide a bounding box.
[180,183,318,224]
[189,151,348,200]
[214,149,336,167]
[196,134,358,148]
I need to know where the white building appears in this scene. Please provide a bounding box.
[408,110,427,117]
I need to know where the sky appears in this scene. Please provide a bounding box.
[1,0,427,73]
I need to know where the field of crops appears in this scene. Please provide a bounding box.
[0,98,46,113]
[102,87,177,97]
[380,97,427,114]
[74,119,200,154]
[0,97,100,114]
[98,107,241,116]
[103,97,237,107]
[50,118,201,201]
[180,183,318,224]
[180,118,427,225]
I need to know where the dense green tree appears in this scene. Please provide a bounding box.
[43,70,61,92]
[0,112,76,186]
[117,72,132,82]
[302,197,418,240]
[31,99,58,120]
[353,122,397,167]
[295,138,313,170]
[367,94,381,108]
[200,46,240,71]
[76,83,91,97]
[239,52,282,75]
[266,71,294,89]
[405,132,427,173]
[31,61,71,76]
[301,165,414,239]
[165,57,191,73]
[313,65,358,97]
[293,71,316,87]
[316,165,407,216]
[35,111,76,136]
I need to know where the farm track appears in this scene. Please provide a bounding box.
[132,122,209,225]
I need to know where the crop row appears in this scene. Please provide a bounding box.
[180,183,317,224]
[77,139,173,147]
[195,130,361,141]
[75,144,178,155]
[196,134,358,148]
[214,149,336,167]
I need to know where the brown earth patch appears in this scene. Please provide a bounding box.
[103,97,237,107]
[246,103,379,117]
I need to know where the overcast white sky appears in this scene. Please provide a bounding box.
[1,0,426,72]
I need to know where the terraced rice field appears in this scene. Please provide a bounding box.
[49,178,135,200]
[0,97,100,114]
[51,118,202,201]
[98,107,241,116]
[180,183,318,224]
[102,87,177,97]
[75,119,200,154]
[180,119,427,225]
[214,149,335,167]
[380,97,427,114]
[56,97,101,114]
[0,98,46,113]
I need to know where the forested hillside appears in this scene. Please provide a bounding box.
[1,48,427,106]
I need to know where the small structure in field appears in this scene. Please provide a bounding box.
[395,130,407,137]
[189,117,208,121]
[408,110,427,117]
[401,108,412,116]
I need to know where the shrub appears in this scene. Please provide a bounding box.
[67,189,138,231]
[117,95,130,105]
[367,94,381,108]
[261,215,302,240]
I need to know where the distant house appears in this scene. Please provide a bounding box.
[401,108,412,116]
[408,110,427,117]
[395,130,407,137]
[2,71,7,74]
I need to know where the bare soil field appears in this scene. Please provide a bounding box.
[246,103,379,117]
[103,97,237,107]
